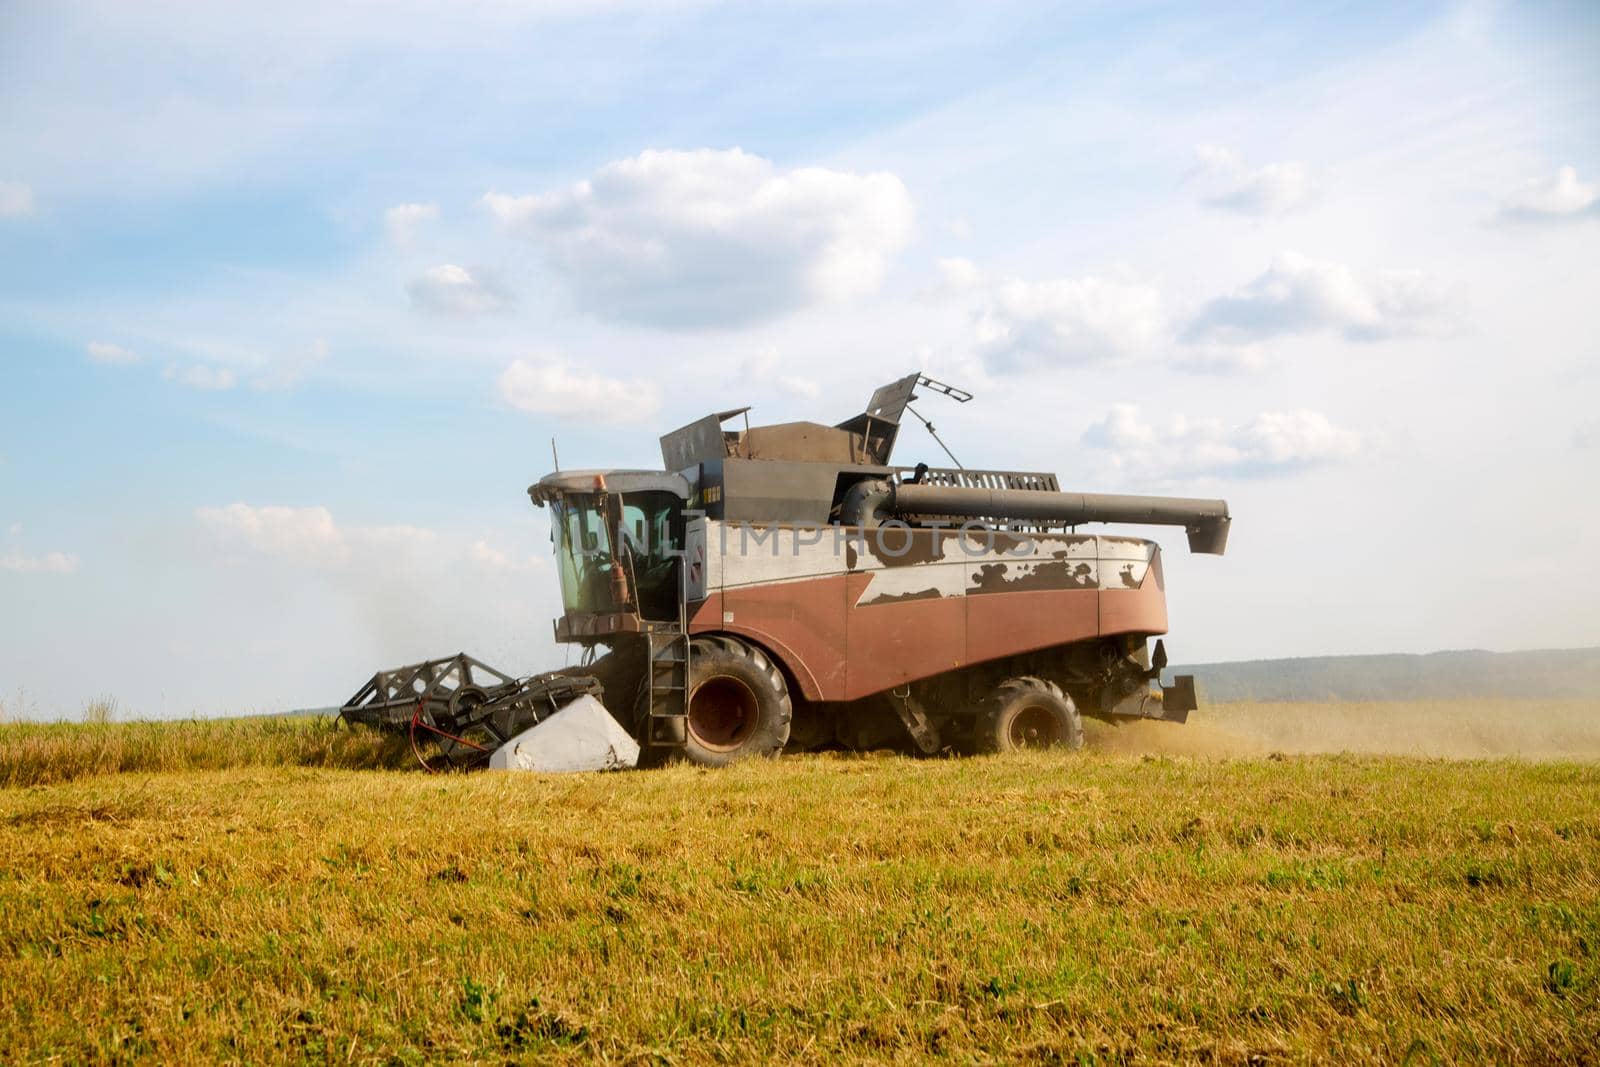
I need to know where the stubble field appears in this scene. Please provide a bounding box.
[1,700,1597,1064]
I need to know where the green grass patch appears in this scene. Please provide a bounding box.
[1,743,1597,1063]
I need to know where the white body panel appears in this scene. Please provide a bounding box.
[700,521,1154,599]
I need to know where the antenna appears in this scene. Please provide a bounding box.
[550,437,560,472]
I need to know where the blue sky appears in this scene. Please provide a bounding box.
[2,0,1598,718]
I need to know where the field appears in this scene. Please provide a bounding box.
[2,701,1598,1064]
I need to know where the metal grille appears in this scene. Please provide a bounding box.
[892,467,1060,492]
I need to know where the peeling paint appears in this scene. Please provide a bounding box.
[969,558,1096,594]
[862,526,950,568]
[862,586,946,606]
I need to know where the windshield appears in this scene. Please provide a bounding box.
[550,491,683,620]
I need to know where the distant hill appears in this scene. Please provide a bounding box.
[1177,647,1600,703]
[282,706,340,719]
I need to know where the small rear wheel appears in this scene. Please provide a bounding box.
[973,677,1083,754]
[684,636,792,766]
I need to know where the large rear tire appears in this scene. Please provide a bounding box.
[684,636,792,766]
[973,677,1083,754]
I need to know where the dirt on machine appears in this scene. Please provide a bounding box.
[340,371,1232,770]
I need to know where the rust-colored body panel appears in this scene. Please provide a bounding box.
[846,590,967,699]
[966,588,1102,665]
[690,577,845,702]
[1100,578,1169,636]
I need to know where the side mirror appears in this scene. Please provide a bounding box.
[1151,639,1168,672]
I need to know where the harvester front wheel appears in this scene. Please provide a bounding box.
[974,677,1083,754]
[685,636,792,766]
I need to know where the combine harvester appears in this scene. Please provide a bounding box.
[341,372,1231,771]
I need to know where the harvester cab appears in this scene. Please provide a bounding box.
[532,469,691,631]
[343,371,1231,771]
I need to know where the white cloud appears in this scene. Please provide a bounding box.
[1173,343,1269,375]
[385,202,439,246]
[198,503,453,571]
[740,346,782,380]
[482,147,914,328]
[164,364,238,390]
[406,264,513,316]
[251,338,329,391]
[87,334,321,391]
[197,503,547,582]
[497,360,659,423]
[963,269,1165,372]
[777,375,821,399]
[1495,165,1599,223]
[936,256,982,291]
[1084,404,1160,451]
[350,523,440,561]
[0,551,77,574]
[1184,251,1450,344]
[1191,145,1316,216]
[168,337,327,391]
[469,540,544,574]
[948,260,1289,376]
[197,503,351,565]
[735,347,820,398]
[1083,403,1361,480]
[0,181,33,218]
[86,340,140,365]
[1235,410,1364,468]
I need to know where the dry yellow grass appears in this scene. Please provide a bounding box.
[1,702,1597,1064]
[0,715,411,789]
[1088,699,1600,761]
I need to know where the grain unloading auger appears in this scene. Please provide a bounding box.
[340,371,1230,771]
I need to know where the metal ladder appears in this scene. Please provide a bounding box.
[645,627,689,746]
[644,565,691,747]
